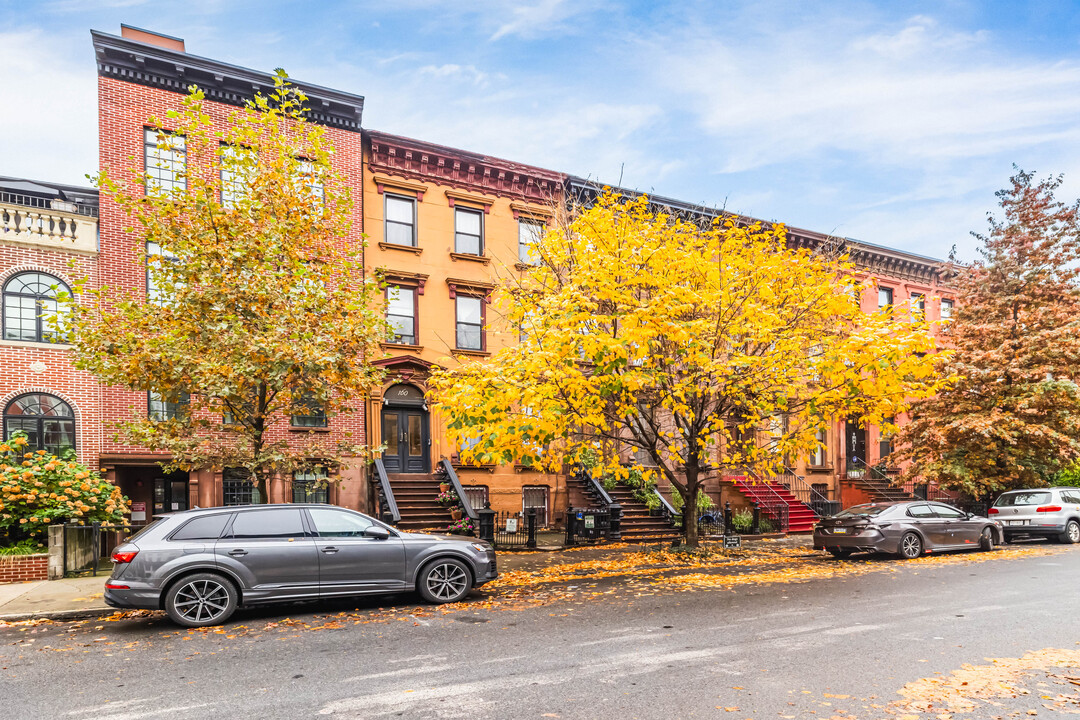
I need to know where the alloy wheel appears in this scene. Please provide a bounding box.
[425,562,469,602]
[172,579,231,624]
[901,533,922,559]
[1069,521,1080,543]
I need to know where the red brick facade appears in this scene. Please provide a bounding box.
[0,554,49,584]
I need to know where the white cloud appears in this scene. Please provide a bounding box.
[0,29,97,187]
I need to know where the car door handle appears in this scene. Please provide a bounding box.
[227,549,248,557]
[321,546,339,554]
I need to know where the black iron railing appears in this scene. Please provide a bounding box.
[573,465,621,539]
[372,458,401,525]
[780,466,840,518]
[436,459,478,522]
[479,508,538,549]
[63,523,132,577]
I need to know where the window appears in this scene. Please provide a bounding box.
[385,195,416,247]
[518,220,543,264]
[456,295,484,350]
[994,491,1052,507]
[810,428,828,467]
[3,272,70,343]
[941,299,954,323]
[228,508,306,539]
[170,514,231,541]
[308,508,373,537]
[454,207,483,255]
[144,129,186,195]
[523,486,549,526]
[907,504,935,519]
[291,390,327,428]
[932,504,965,519]
[878,416,895,463]
[386,285,417,345]
[877,287,893,308]
[148,391,189,422]
[223,468,258,505]
[292,469,330,504]
[294,158,324,205]
[145,241,179,302]
[462,486,489,510]
[910,293,925,321]
[220,144,255,207]
[3,393,75,456]
[1060,490,1080,505]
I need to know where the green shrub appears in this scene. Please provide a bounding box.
[731,508,754,532]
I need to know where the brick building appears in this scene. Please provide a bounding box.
[0,24,955,532]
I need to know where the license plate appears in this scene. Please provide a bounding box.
[832,528,848,534]
[1008,520,1026,526]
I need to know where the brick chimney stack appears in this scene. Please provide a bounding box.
[120,24,185,52]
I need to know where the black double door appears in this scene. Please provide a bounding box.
[382,407,430,473]
[845,419,867,471]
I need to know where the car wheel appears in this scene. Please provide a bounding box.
[1060,519,1080,544]
[899,532,923,559]
[979,527,995,551]
[164,572,238,628]
[418,558,472,604]
[827,548,853,559]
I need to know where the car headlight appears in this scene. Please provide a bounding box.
[470,543,491,554]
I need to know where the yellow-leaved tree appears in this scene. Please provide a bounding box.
[429,193,944,546]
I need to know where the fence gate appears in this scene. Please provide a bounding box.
[478,509,538,550]
[64,523,133,577]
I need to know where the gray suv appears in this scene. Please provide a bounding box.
[104,505,498,627]
[991,487,1080,544]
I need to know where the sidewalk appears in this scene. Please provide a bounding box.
[0,574,111,621]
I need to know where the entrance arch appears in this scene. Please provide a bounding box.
[381,384,430,473]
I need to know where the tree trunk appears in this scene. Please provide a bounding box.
[254,470,269,505]
[682,466,701,548]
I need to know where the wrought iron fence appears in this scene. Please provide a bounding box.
[478,508,538,549]
[64,523,133,577]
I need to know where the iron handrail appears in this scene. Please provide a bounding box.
[437,459,478,521]
[576,465,619,508]
[1,190,99,217]
[372,458,401,524]
[781,466,833,506]
[652,486,680,519]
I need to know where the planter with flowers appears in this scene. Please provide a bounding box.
[435,489,458,506]
[446,517,474,536]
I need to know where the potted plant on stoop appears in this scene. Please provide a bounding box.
[446,517,475,536]
[438,479,451,493]
[436,489,458,506]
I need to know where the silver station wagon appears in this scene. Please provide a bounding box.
[990,487,1080,544]
[104,505,498,627]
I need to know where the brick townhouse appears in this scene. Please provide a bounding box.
[0,24,955,532]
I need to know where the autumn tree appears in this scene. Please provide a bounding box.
[896,169,1080,497]
[68,75,387,501]
[429,193,941,546]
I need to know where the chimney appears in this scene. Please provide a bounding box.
[120,24,185,52]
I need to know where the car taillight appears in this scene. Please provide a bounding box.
[104,583,129,589]
[111,550,138,563]
[988,508,999,514]
[1036,505,1062,513]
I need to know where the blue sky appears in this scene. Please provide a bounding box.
[3,1,1080,260]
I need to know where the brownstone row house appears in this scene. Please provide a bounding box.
[0,25,955,535]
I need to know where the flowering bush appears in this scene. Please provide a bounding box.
[435,489,459,505]
[0,434,130,544]
[446,517,475,535]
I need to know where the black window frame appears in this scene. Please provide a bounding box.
[226,508,308,539]
[454,206,484,256]
[384,193,417,247]
[386,283,418,345]
[168,513,232,542]
[223,468,259,506]
[144,127,187,196]
[291,389,328,428]
[2,392,76,456]
[148,390,190,422]
[877,286,893,309]
[2,271,71,344]
[292,469,330,504]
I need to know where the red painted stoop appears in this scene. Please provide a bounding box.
[732,477,819,533]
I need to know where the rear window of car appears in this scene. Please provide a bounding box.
[994,491,1052,506]
[835,504,893,518]
[127,519,166,543]
[170,514,231,541]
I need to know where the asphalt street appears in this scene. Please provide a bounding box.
[2,543,1079,719]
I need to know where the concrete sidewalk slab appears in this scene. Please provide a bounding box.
[0,575,110,621]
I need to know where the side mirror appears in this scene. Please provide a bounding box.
[965,512,975,520]
[365,526,391,540]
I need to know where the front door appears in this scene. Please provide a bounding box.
[382,407,430,473]
[153,472,189,515]
[845,419,866,474]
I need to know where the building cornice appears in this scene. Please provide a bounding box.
[365,130,564,204]
[91,30,364,132]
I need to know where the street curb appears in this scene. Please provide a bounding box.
[0,607,114,623]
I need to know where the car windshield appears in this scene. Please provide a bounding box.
[834,504,893,518]
[994,491,1052,507]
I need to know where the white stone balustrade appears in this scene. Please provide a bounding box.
[0,200,97,253]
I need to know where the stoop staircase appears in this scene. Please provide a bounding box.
[384,473,454,531]
[606,484,682,543]
[733,475,818,533]
[846,463,915,503]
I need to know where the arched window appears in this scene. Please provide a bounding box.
[3,393,76,456]
[2,272,70,343]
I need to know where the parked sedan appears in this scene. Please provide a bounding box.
[990,487,1080,544]
[104,505,498,627]
[814,501,1003,559]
